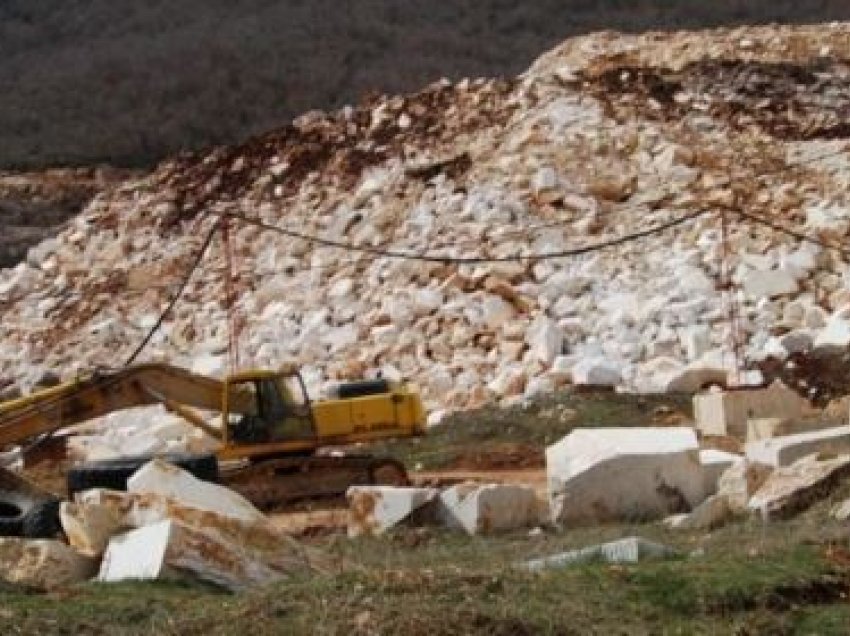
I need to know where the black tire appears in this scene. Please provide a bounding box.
[21,498,62,539]
[368,458,410,487]
[0,492,27,537]
[0,490,60,538]
[67,452,219,497]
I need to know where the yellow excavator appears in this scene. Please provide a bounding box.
[0,363,426,507]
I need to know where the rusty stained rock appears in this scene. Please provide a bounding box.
[346,486,438,537]
[0,538,98,590]
[748,453,850,520]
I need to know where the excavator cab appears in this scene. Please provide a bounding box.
[222,369,316,451]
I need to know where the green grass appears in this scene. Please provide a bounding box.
[2,391,849,634]
[1,515,848,635]
[372,389,693,469]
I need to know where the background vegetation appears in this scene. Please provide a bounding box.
[2,1,849,169]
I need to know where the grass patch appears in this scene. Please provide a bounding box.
[2,520,847,635]
[373,390,693,470]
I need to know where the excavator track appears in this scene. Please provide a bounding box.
[221,455,409,510]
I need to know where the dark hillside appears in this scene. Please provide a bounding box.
[1,1,849,168]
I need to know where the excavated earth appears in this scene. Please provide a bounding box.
[4,24,850,423]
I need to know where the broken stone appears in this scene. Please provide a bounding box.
[748,453,850,520]
[127,460,265,524]
[437,482,539,535]
[814,316,850,349]
[99,517,315,590]
[742,269,798,300]
[524,536,677,571]
[0,538,97,590]
[570,357,621,387]
[717,459,773,513]
[547,427,706,525]
[831,498,850,521]
[745,426,850,467]
[346,486,437,537]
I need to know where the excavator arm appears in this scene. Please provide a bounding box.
[0,363,251,449]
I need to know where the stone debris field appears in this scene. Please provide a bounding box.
[3,22,850,614]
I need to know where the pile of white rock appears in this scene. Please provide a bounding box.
[2,23,850,423]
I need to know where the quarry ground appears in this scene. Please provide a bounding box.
[2,391,850,634]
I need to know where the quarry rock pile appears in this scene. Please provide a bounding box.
[3,24,850,419]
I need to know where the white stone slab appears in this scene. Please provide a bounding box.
[524,537,677,571]
[745,426,850,467]
[546,427,705,525]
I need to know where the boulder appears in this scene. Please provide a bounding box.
[814,317,850,349]
[745,426,850,467]
[346,486,437,537]
[748,453,850,520]
[437,483,539,535]
[525,317,562,365]
[0,538,97,590]
[742,269,798,300]
[571,357,622,387]
[831,498,850,521]
[547,427,706,525]
[663,365,727,394]
[99,517,315,590]
[127,459,265,524]
[524,537,677,571]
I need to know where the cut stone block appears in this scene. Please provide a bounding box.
[524,537,677,571]
[437,483,539,535]
[693,381,808,437]
[346,486,437,537]
[748,453,850,520]
[99,516,316,590]
[127,459,265,524]
[0,538,97,590]
[745,426,850,467]
[547,427,706,525]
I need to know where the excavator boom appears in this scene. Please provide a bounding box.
[0,364,228,448]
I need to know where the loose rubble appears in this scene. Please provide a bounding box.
[4,24,850,428]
